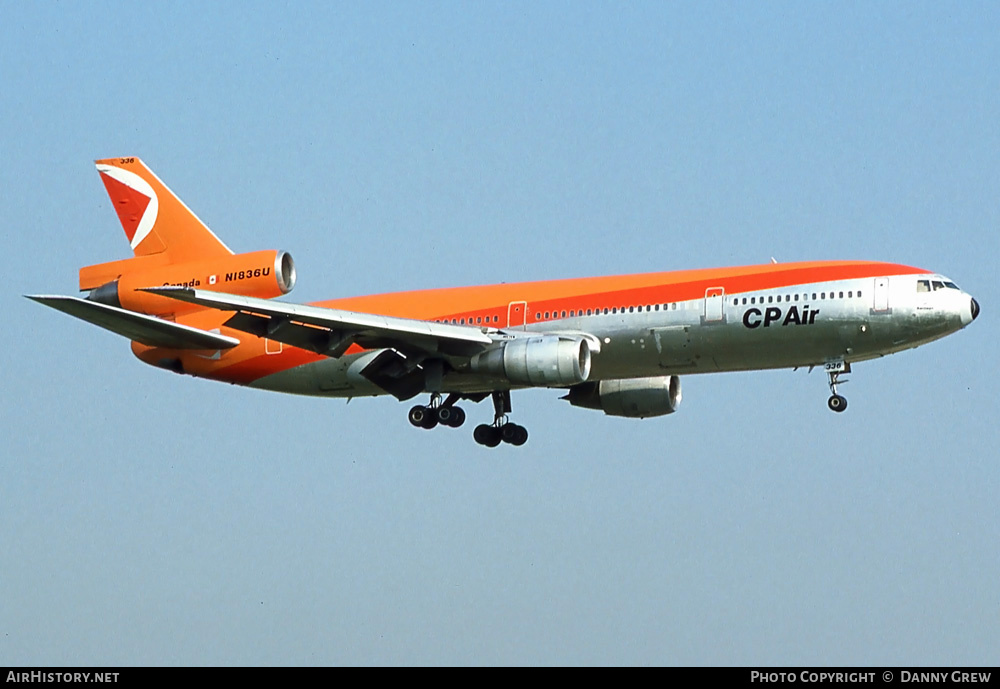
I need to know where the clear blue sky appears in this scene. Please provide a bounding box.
[2,1,998,665]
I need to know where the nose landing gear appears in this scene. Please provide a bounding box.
[826,362,850,413]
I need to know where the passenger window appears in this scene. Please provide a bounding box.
[561,310,567,318]
[794,294,799,302]
[839,291,843,298]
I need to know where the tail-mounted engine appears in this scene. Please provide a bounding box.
[563,375,682,418]
[84,250,296,316]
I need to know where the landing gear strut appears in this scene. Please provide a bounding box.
[826,363,850,413]
[473,391,528,448]
[408,393,466,430]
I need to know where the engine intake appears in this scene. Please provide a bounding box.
[564,376,682,418]
[470,336,592,386]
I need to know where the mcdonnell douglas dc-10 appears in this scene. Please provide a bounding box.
[30,157,979,447]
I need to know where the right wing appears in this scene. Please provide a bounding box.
[27,295,240,350]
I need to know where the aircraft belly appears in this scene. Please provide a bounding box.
[248,354,383,398]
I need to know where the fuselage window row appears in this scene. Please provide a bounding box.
[735,289,863,308]
[439,287,874,326]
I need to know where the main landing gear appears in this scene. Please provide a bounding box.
[408,390,528,447]
[473,391,528,448]
[826,363,850,413]
[408,393,467,429]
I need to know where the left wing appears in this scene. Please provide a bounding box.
[142,286,498,360]
[27,295,241,350]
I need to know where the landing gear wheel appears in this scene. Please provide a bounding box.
[408,405,438,429]
[501,423,528,446]
[827,394,847,413]
[437,405,466,428]
[512,425,528,446]
[473,424,501,447]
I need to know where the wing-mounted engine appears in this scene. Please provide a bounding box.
[469,335,592,386]
[563,375,682,418]
[83,250,296,316]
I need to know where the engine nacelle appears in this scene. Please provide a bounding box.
[470,336,592,386]
[88,250,296,316]
[564,376,682,418]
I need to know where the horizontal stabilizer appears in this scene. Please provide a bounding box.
[26,295,240,350]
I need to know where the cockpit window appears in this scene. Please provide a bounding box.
[917,280,930,292]
[932,281,945,291]
[944,281,960,290]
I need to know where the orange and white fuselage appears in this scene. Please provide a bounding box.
[30,157,979,446]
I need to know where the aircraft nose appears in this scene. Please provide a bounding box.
[971,297,980,321]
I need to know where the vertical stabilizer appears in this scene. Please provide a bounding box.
[94,157,233,262]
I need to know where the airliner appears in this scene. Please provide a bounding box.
[29,157,980,447]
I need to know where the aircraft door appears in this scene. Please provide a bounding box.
[703,287,725,323]
[873,277,890,313]
[507,301,527,329]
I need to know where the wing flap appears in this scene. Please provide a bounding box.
[27,295,240,350]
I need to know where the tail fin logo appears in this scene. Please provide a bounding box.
[96,163,159,250]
